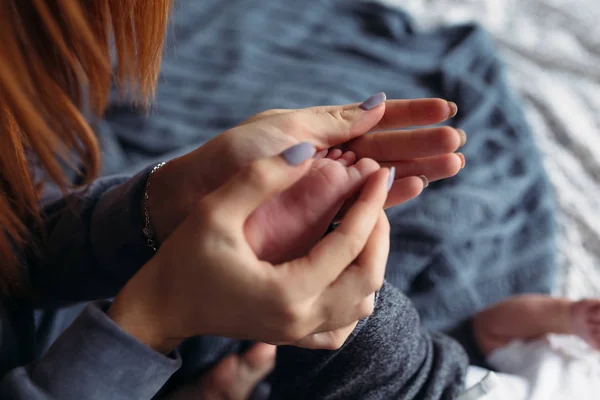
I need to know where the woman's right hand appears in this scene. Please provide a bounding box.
[107,142,392,353]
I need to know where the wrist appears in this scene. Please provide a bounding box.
[142,138,236,245]
[108,264,182,354]
[142,158,191,244]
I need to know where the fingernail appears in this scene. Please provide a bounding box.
[456,152,466,168]
[448,101,458,118]
[280,142,316,166]
[359,92,387,111]
[419,175,429,188]
[387,166,395,191]
[458,129,467,147]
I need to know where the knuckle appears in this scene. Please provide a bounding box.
[277,311,310,342]
[380,213,391,235]
[244,162,272,191]
[327,109,353,124]
[358,297,375,319]
[323,336,346,350]
[280,325,305,343]
[256,108,286,119]
[277,112,304,132]
[355,257,384,293]
[194,198,225,226]
[193,198,242,251]
[362,252,385,291]
[341,230,366,259]
[279,305,299,327]
[366,269,385,293]
[326,110,353,137]
[268,283,309,341]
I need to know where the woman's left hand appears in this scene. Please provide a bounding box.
[147,94,465,244]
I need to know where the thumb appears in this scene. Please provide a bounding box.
[290,92,388,149]
[205,142,316,222]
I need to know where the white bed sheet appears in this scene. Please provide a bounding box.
[379,0,600,300]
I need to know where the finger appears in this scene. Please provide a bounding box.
[381,153,464,183]
[316,211,389,331]
[264,93,388,151]
[304,98,456,131]
[345,126,467,161]
[285,167,390,290]
[334,175,426,222]
[352,211,390,293]
[204,142,316,222]
[385,176,428,208]
[239,98,455,132]
[369,98,457,131]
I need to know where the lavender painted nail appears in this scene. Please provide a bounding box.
[280,142,316,166]
[387,167,396,191]
[359,92,387,111]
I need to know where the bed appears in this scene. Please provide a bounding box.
[381,0,600,299]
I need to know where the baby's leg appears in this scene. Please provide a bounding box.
[472,294,600,355]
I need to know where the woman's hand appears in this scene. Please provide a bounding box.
[147,94,464,243]
[108,143,392,352]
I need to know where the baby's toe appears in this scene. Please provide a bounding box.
[351,157,380,177]
[326,148,343,160]
[314,149,329,160]
[337,151,357,167]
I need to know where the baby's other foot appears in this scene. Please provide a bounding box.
[246,150,380,264]
[571,299,600,350]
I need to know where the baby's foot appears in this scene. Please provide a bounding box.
[570,299,600,350]
[246,150,380,264]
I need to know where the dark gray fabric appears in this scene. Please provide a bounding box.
[271,282,467,400]
[98,0,557,334]
[29,168,154,307]
[0,169,182,399]
[1,302,181,400]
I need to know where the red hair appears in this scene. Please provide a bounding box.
[0,0,173,292]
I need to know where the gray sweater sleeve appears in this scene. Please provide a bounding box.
[270,281,468,400]
[0,167,181,399]
[0,301,181,399]
[28,166,155,306]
